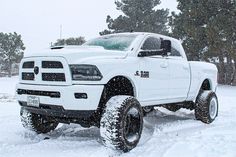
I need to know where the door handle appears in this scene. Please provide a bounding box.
[183,65,189,70]
[160,62,168,68]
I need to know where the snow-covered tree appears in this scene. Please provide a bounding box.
[100,0,169,35]
[0,32,25,77]
[53,37,86,46]
[170,0,236,84]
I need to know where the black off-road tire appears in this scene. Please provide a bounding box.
[195,91,219,124]
[20,107,59,134]
[100,96,143,152]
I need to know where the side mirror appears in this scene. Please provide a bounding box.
[161,40,171,56]
[138,40,172,57]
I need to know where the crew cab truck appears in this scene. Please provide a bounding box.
[17,32,218,152]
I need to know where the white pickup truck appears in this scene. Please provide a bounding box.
[17,32,218,152]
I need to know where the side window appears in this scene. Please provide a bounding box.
[170,47,181,57]
[141,37,161,50]
[170,40,181,57]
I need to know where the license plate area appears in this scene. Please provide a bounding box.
[27,96,40,107]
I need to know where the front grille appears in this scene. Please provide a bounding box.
[21,59,67,83]
[42,73,66,82]
[22,61,34,68]
[17,89,61,98]
[22,72,35,80]
[42,61,63,69]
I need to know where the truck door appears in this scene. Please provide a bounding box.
[167,40,191,101]
[138,36,170,104]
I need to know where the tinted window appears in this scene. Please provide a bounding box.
[169,40,182,57]
[141,37,161,50]
[170,47,181,56]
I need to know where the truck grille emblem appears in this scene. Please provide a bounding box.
[34,66,39,75]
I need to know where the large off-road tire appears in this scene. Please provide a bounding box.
[20,107,59,134]
[195,91,219,124]
[164,105,182,112]
[100,96,143,152]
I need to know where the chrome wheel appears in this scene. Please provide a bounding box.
[195,91,219,124]
[209,97,218,119]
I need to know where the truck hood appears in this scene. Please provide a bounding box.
[24,46,128,63]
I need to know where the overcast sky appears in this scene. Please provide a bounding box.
[0,0,178,54]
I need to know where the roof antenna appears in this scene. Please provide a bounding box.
[60,25,62,40]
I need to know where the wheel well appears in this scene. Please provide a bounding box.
[201,79,211,90]
[103,76,135,98]
[193,79,212,106]
[96,76,135,118]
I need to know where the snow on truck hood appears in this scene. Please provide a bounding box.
[24,46,128,63]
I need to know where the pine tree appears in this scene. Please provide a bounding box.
[53,37,86,46]
[170,0,236,84]
[100,0,169,35]
[222,0,236,84]
[0,32,25,77]
[170,0,209,61]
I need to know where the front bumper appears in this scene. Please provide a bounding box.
[16,83,104,110]
[19,102,95,119]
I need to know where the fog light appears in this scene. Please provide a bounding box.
[74,93,88,99]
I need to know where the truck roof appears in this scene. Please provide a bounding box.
[102,32,180,42]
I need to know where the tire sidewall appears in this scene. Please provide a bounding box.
[206,92,219,123]
[195,91,219,124]
[119,99,143,151]
[100,96,144,152]
[20,107,58,134]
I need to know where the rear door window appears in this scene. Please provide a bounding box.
[141,37,161,50]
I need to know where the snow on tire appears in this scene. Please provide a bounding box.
[20,107,59,134]
[195,91,219,124]
[100,96,143,152]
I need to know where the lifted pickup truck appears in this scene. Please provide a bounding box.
[17,32,218,152]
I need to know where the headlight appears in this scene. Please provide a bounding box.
[70,65,103,81]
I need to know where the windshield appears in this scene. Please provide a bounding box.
[83,34,138,51]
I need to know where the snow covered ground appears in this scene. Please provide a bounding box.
[0,77,236,157]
